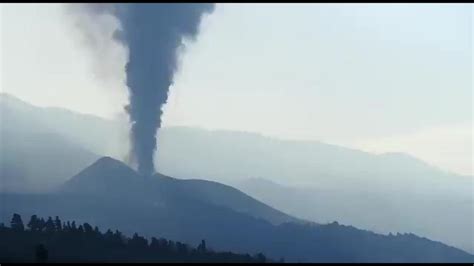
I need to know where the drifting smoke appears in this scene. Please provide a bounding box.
[70,4,215,176]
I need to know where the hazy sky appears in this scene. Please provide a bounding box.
[1,4,472,175]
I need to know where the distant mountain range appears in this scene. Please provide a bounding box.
[2,156,472,262]
[1,93,472,256]
[0,94,100,192]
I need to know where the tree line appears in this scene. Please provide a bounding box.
[1,213,272,263]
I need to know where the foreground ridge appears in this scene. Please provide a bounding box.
[0,213,271,263]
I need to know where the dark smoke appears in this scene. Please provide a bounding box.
[72,4,214,176]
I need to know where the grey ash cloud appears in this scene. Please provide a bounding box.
[70,3,215,175]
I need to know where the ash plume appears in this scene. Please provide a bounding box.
[70,4,215,176]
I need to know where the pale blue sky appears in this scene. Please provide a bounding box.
[1,4,472,175]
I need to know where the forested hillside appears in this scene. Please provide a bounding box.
[0,214,270,263]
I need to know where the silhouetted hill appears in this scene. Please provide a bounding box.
[61,157,299,226]
[61,157,143,196]
[2,157,472,262]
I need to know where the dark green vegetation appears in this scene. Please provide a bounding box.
[0,214,268,263]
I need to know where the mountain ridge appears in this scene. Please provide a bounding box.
[1,93,472,255]
[3,92,466,178]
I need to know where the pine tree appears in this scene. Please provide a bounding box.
[38,218,46,232]
[197,239,207,253]
[45,217,55,233]
[150,237,160,250]
[10,213,24,232]
[114,230,125,245]
[83,223,93,234]
[104,229,114,244]
[27,215,40,232]
[62,222,68,232]
[130,233,148,249]
[66,221,71,231]
[54,216,62,232]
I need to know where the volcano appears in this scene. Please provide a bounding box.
[1,157,473,262]
[60,156,299,225]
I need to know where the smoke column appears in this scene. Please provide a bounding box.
[117,4,214,176]
[73,4,214,176]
